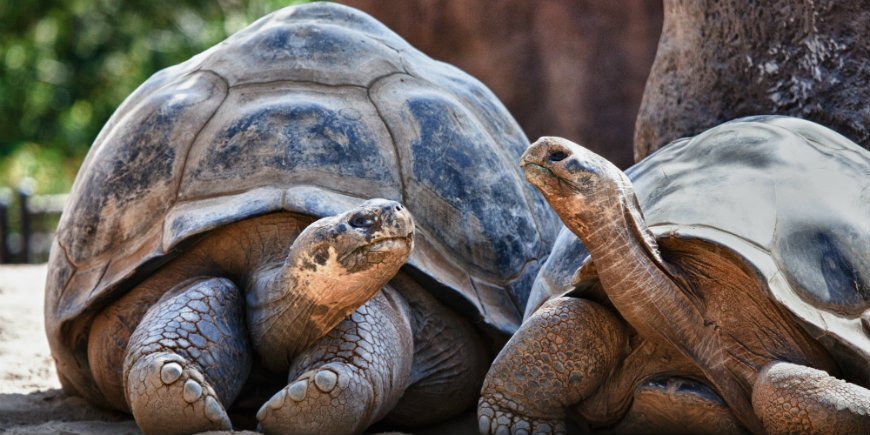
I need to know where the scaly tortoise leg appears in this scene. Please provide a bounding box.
[478,297,627,435]
[257,287,414,435]
[123,277,251,434]
[385,272,490,426]
[752,361,870,434]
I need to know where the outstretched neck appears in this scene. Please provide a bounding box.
[573,192,681,340]
[570,188,766,434]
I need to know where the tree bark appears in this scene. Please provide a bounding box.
[635,0,870,161]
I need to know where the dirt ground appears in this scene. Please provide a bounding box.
[0,265,139,434]
[0,264,477,434]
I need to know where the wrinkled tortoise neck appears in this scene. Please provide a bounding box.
[245,249,379,374]
[564,176,765,433]
[567,180,676,340]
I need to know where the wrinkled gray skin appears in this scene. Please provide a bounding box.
[480,117,870,434]
[89,199,488,434]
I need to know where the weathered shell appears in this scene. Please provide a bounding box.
[46,3,558,403]
[529,116,870,384]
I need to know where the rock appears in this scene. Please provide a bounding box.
[342,0,662,168]
[635,0,870,160]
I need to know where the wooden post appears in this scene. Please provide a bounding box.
[0,189,9,264]
[18,183,32,264]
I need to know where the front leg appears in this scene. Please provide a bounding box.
[752,361,870,434]
[124,277,251,434]
[257,287,414,435]
[478,297,628,435]
[383,272,490,427]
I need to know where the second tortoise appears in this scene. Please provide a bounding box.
[480,116,870,434]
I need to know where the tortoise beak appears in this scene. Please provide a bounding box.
[521,137,572,168]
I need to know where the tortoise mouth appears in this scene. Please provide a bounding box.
[522,162,554,181]
[522,162,579,193]
[339,236,413,263]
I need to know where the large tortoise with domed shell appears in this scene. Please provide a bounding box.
[480,116,870,435]
[45,3,558,434]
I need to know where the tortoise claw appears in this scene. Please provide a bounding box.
[478,396,566,435]
[257,363,372,435]
[126,352,231,434]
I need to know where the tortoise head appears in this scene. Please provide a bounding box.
[246,199,414,370]
[290,198,415,288]
[521,137,629,231]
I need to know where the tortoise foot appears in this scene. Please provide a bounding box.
[257,362,373,435]
[753,361,870,435]
[478,395,567,435]
[479,297,626,435]
[126,352,231,434]
[258,290,415,434]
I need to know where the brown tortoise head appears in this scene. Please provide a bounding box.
[244,198,415,372]
[521,136,643,238]
[288,198,414,299]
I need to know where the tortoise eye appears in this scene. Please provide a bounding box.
[548,150,568,162]
[350,214,376,229]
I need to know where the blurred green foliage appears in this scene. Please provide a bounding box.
[0,0,309,194]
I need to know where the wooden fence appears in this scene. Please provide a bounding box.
[0,186,66,264]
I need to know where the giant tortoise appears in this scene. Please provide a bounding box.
[44,3,558,434]
[479,116,870,434]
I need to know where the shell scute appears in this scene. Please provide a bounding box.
[179,84,399,202]
[59,71,227,269]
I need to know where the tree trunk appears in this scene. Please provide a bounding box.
[635,0,870,161]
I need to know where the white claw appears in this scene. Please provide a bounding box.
[160,363,183,385]
[314,370,338,392]
[256,403,268,422]
[188,369,205,384]
[183,379,202,403]
[268,390,286,410]
[479,416,491,434]
[287,380,308,402]
[204,396,224,422]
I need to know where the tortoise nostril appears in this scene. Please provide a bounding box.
[548,150,568,162]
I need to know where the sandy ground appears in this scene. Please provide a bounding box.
[0,264,477,435]
[0,265,139,434]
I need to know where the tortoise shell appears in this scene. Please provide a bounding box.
[46,3,558,403]
[528,116,870,385]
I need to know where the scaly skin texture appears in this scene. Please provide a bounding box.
[258,289,412,435]
[124,277,250,434]
[87,212,311,413]
[258,278,489,434]
[753,362,870,435]
[386,272,489,426]
[479,297,627,434]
